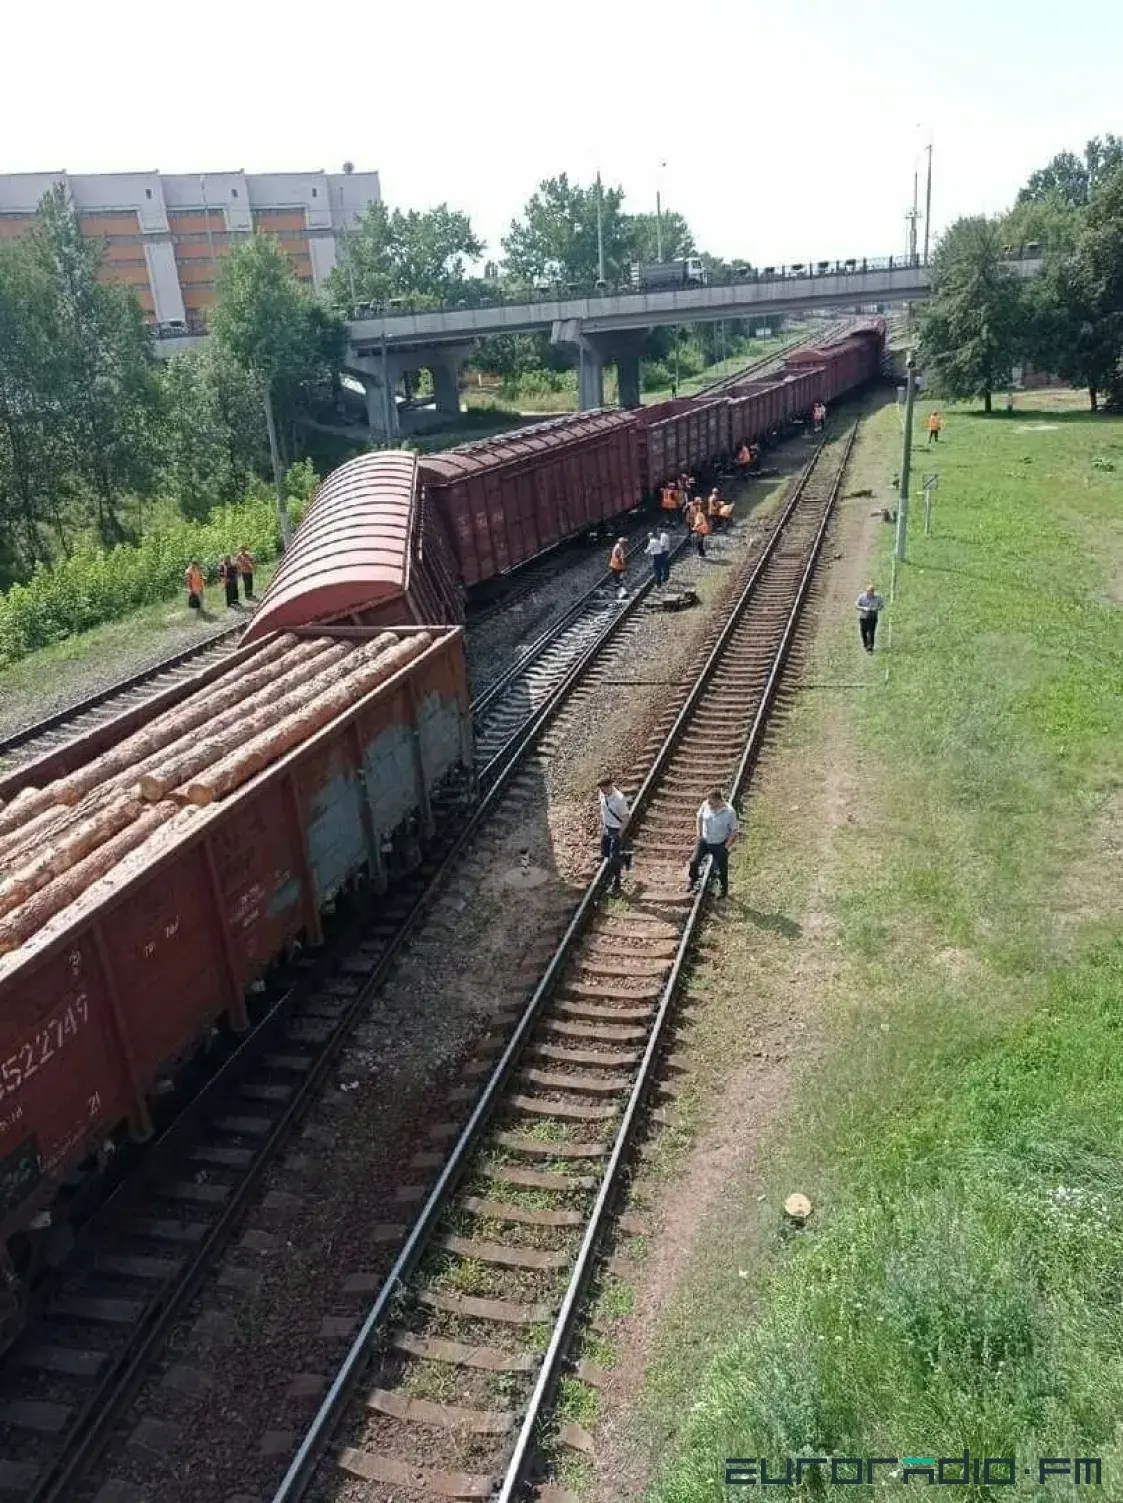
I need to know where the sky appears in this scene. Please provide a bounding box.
[4,0,1122,267]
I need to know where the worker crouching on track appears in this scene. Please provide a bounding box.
[688,787,740,899]
[597,775,631,896]
[185,560,205,615]
[609,536,628,594]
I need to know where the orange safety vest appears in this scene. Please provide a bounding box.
[661,486,678,511]
[737,445,751,466]
[186,566,204,594]
[928,413,940,432]
[610,543,626,573]
[692,512,710,536]
[708,495,721,517]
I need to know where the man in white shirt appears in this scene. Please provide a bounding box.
[687,787,740,898]
[656,527,671,584]
[643,531,664,587]
[597,775,630,895]
[855,583,884,653]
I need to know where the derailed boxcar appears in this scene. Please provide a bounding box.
[243,451,462,643]
[0,625,471,1291]
[419,410,642,587]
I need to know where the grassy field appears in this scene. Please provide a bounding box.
[636,396,1123,1499]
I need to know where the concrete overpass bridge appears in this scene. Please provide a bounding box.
[155,252,1043,437]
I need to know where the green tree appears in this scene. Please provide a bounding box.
[1073,165,1123,408]
[0,237,70,576]
[624,209,696,264]
[331,201,483,311]
[1018,136,1123,209]
[502,174,629,286]
[28,186,161,547]
[210,235,344,542]
[919,216,1025,412]
[160,345,264,518]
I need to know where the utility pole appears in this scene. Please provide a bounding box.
[262,379,291,548]
[906,169,920,265]
[896,349,916,565]
[200,174,216,326]
[596,172,606,285]
[923,141,933,264]
[337,177,358,315]
[656,160,666,262]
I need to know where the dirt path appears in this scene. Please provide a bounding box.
[584,402,897,1502]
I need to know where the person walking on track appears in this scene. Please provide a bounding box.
[656,526,671,585]
[927,410,943,445]
[644,531,665,586]
[609,536,627,591]
[236,546,256,600]
[185,560,205,615]
[597,775,630,896]
[856,582,884,653]
[218,555,241,610]
[688,788,740,898]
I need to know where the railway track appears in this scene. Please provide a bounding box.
[266,423,858,1503]
[0,626,245,780]
[0,475,728,1503]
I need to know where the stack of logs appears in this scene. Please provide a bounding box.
[0,630,431,958]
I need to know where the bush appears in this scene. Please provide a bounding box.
[0,492,284,668]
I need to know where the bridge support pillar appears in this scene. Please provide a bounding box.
[428,344,475,420]
[578,342,604,411]
[554,320,649,411]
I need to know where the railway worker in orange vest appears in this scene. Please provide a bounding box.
[609,537,628,591]
[691,505,710,558]
[736,441,753,472]
[185,560,205,614]
[707,488,723,531]
[927,410,943,445]
[660,484,678,515]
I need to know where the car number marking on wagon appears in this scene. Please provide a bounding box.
[0,995,92,1107]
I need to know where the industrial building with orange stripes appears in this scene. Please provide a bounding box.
[0,169,380,334]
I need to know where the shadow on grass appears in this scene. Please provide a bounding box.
[721,900,803,939]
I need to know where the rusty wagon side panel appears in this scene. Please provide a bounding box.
[0,626,471,1245]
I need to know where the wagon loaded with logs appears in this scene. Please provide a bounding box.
[0,625,472,1314]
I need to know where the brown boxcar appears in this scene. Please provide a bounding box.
[418,411,642,587]
[0,626,471,1266]
[243,451,462,645]
[635,397,728,492]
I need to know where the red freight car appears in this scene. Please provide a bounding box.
[0,625,471,1295]
[243,451,462,644]
[418,411,642,587]
[635,397,728,492]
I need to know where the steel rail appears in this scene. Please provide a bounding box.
[496,419,859,1503]
[267,431,843,1503]
[0,623,243,759]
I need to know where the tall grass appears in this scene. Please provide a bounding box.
[0,493,282,667]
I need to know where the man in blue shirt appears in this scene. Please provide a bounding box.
[687,788,740,898]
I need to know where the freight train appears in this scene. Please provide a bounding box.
[0,319,883,1331]
[244,319,886,642]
